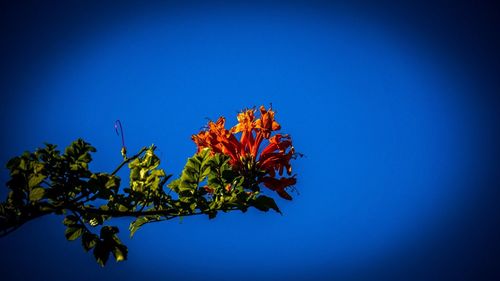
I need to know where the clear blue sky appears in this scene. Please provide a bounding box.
[1,1,499,281]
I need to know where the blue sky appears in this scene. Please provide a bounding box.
[0,1,499,281]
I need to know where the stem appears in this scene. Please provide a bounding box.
[111,146,149,176]
[72,205,238,218]
[72,210,92,234]
[0,224,22,238]
[0,202,239,238]
[0,207,53,238]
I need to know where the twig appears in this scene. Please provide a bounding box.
[111,146,149,176]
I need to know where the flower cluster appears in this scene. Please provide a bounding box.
[192,106,297,200]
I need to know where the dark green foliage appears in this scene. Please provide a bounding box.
[249,195,282,214]
[0,139,284,266]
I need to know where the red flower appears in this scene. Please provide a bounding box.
[261,177,296,200]
[192,106,297,200]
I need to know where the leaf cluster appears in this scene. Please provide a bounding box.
[0,139,283,266]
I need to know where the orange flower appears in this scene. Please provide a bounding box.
[231,108,257,156]
[232,109,256,134]
[254,106,281,139]
[192,106,297,200]
[192,117,242,166]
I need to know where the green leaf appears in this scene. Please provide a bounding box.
[63,215,78,226]
[169,149,214,197]
[18,158,27,171]
[189,202,197,211]
[81,232,98,252]
[105,176,120,190]
[78,153,92,163]
[93,240,111,267]
[129,216,159,237]
[29,187,45,201]
[65,225,84,241]
[100,226,119,238]
[168,178,181,192]
[251,195,282,214]
[112,244,128,262]
[28,174,45,189]
[93,225,128,264]
[118,204,128,212]
[88,217,100,227]
[6,156,20,171]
